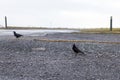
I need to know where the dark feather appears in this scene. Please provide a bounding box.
[13,31,23,38]
[72,43,84,54]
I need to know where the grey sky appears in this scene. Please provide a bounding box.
[0,0,120,28]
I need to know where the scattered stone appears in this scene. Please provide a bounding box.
[32,47,46,51]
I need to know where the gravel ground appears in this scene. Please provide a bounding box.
[0,33,120,80]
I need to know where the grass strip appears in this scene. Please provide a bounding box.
[34,39,120,44]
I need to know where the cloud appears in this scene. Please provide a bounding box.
[0,0,120,28]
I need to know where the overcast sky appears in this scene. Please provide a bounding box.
[0,0,120,28]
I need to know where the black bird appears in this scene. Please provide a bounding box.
[72,43,84,55]
[13,31,23,38]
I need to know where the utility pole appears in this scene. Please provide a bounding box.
[5,16,7,28]
[110,16,112,31]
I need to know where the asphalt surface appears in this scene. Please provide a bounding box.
[0,33,120,80]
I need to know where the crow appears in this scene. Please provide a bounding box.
[13,31,23,38]
[72,43,84,55]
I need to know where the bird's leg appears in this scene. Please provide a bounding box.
[73,52,78,58]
